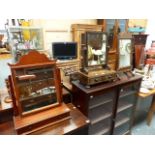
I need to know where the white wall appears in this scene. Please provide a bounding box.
[31,19,97,56]
[145,19,155,49]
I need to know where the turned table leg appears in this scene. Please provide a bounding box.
[147,95,155,126]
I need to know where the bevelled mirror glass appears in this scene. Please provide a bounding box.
[86,32,107,67]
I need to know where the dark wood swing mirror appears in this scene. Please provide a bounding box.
[81,31,108,73]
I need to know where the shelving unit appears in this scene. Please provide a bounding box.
[7,26,44,62]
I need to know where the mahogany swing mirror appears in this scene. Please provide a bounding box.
[8,50,62,116]
[82,31,107,71]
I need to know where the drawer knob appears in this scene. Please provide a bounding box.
[90,95,94,99]
[77,105,80,108]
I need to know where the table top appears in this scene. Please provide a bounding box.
[0,88,12,112]
[139,88,155,98]
[63,81,72,92]
[0,54,12,60]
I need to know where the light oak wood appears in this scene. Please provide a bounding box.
[71,24,102,63]
[0,54,12,60]
[139,88,155,98]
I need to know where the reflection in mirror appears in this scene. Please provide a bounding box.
[16,67,58,114]
[119,39,132,69]
[86,32,107,66]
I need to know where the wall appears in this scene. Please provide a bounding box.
[0,58,12,89]
[128,19,155,49]
[0,19,96,89]
[145,19,155,49]
[31,19,97,56]
[128,19,147,28]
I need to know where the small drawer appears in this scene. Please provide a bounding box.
[89,117,112,135]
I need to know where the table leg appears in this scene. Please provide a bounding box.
[147,95,155,126]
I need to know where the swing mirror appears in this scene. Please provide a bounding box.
[15,66,59,115]
[118,33,133,71]
[86,32,107,67]
[9,51,61,116]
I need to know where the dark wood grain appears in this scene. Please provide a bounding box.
[72,75,142,94]
[72,75,142,135]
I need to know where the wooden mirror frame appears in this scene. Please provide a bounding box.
[8,50,62,116]
[117,32,133,72]
[82,31,108,71]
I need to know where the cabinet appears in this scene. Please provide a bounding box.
[132,34,148,68]
[72,75,142,135]
[7,26,44,62]
[112,81,140,134]
[71,24,102,65]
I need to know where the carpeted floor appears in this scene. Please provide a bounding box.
[132,115,155,135]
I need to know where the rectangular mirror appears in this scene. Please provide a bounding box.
[118,33,132,71]
[9,51,62,116]
[15,66,58,114]
[86,32,107,67]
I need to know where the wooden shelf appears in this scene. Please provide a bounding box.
[96,128,110,135]
[120,90,136,98]
[117,102,133,113]
[123,130,130,135]
[115,117,130,128]
[89,99,113,109]
[91,113,112,125]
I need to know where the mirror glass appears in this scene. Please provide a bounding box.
[15,66,58,114]
[86,32,107,66]
[119,39,132,69]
